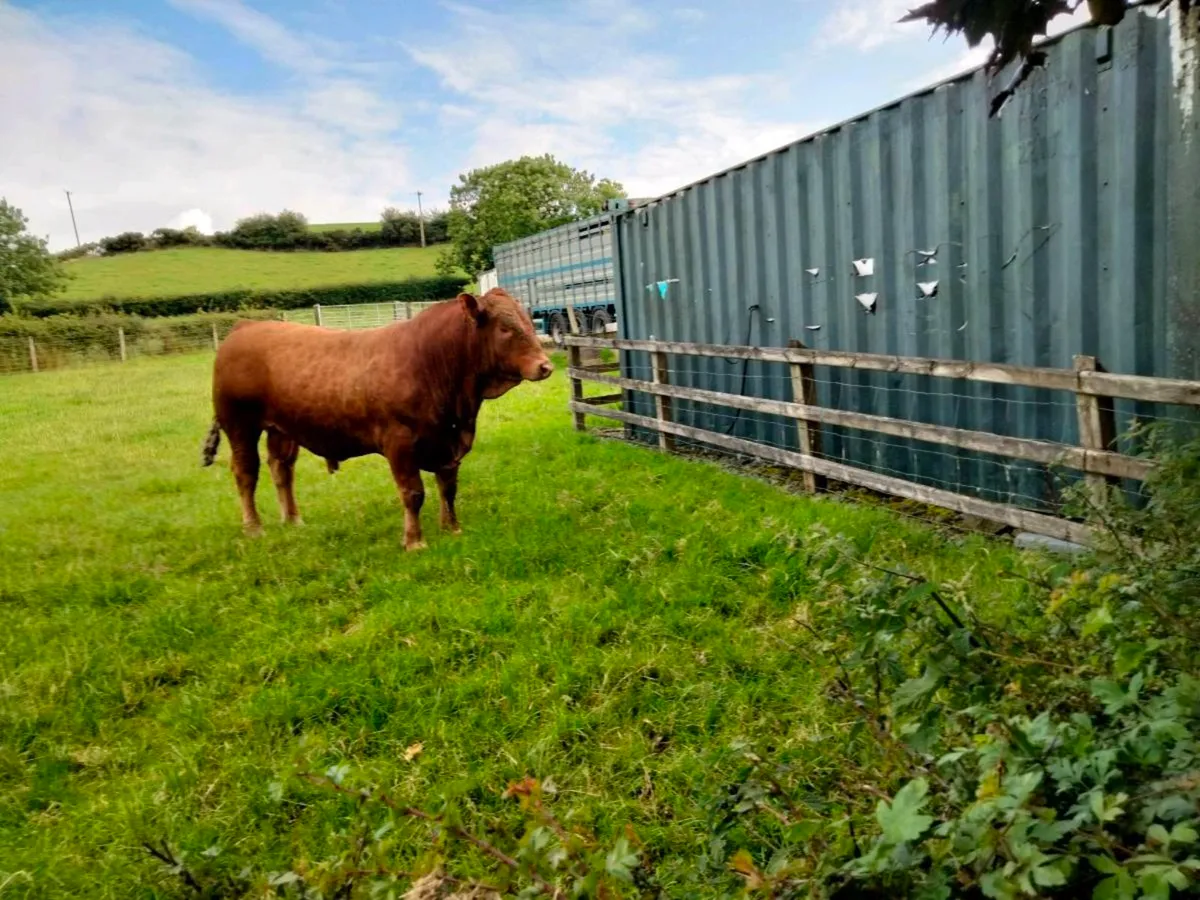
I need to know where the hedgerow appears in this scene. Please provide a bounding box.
[14,276,469,318]
[0,310,279,371]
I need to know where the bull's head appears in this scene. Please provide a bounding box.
[460,288,554,399]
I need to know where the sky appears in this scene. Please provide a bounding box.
[1,0,1093,251]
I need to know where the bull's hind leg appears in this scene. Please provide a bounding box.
[435,464,461,535]
[267,429,302,525]
[226,425,264,536]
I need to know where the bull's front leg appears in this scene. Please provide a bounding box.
[435,464,461,535]
[386,449,426,551]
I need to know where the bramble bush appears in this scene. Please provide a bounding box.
[138,425,1200,898]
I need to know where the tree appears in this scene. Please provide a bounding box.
[100,231,148,255]
[220,210,309,250]
[437,154,626,276]
[0,199,68,315]
[901,0,1193,115]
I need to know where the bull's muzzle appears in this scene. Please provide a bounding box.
[530,359,554,381]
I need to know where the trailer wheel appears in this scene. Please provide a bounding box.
[548,312,568,347]
[590,307,613,334]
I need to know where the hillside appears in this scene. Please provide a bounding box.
[59,245,448,300]
[309,221,380,233]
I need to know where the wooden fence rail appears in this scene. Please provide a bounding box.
[564,335,1200,547]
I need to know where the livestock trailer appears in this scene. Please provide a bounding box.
[492,198,646,345]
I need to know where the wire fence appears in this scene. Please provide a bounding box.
[282,301,439,330]
[569,338,1200,540]
[0,301,445,376]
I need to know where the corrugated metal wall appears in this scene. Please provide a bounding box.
[613,11,1182,513]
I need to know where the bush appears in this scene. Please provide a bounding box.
[13,275,470,318]
[55,242,102,261]
[214,210,309,250]
[149,226,209,248]
[99,232,148,255]
[678,424,1200,898]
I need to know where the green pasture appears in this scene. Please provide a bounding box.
[0,352,1033,897]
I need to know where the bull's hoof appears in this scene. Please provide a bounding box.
[243,523,264,538]
[405,540,428,552]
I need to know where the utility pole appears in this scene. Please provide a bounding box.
[415,191,426,248]
[64,190,81,248]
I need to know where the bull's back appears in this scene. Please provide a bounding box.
[213,321,386,454]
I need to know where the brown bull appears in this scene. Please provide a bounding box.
[201,288,553,550]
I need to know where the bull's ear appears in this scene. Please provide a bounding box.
[458,292,486,324]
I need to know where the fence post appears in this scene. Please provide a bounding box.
[568,342,586,431]
[1073,355,1119,510]
[393,301,401,321]
[28,337,38,373]
[406,301,413,321]
[652,348,675,452]
[118,326,127,362]
[788,339,825,492]
[313,304,323,326]
[211,323,220,351]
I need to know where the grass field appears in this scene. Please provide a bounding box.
[0,353,1034,897]
[59,246,446,300]
[309,222,380,233]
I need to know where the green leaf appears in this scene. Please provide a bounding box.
[1172,824,1199,845]
[1032,863,1067,887]
[786,820,821,843]
[892,665,942,712]
[876,778,934,844]
[1091,679,1130,715]
[1093,869,1137,900]
[1148,824,1171,846]
[605,837,638,882]
[1083,603,1115,637]
[1091,855,1121,876]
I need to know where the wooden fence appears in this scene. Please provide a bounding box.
[564,336,1200,547]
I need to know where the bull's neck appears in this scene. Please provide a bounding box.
[401,309,489,425]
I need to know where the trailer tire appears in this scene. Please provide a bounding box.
[590,307,613,334]
[549,312,568,347]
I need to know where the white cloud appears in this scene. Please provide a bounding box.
[168,0,332,75]
[409,3,810,199]
[0,2,410,250]
[167,209,215,234]
[817,0,926,51]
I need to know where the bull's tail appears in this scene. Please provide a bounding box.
[201,420,222,467]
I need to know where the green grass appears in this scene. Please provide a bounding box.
[309,222,381,233]
[59,246,445,301]
[0,354,1030,897]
